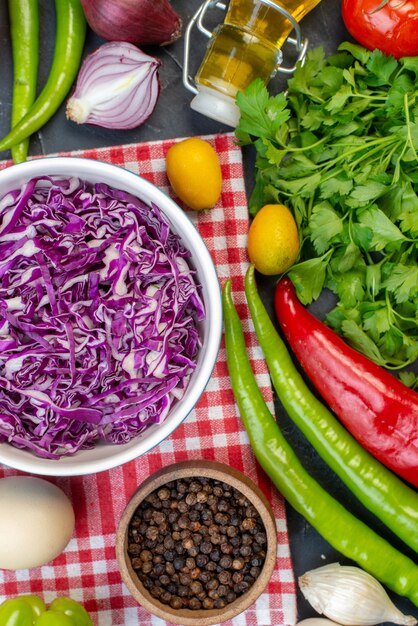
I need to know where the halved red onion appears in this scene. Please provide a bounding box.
[66,42,161,130]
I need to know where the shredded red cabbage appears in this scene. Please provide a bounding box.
[0,176,205,459]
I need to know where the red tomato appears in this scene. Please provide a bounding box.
[342,0,418,59]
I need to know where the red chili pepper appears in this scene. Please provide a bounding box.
[274,277,418,488]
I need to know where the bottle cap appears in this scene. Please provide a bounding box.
[190,86,240,128]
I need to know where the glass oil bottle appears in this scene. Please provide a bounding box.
[183,0,322,126]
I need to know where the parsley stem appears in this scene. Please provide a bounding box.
[319,136,398,174]
[403,92,418,161]
[280,135,328,152]
[380,143,399,171]
[353,93,388,102]
[348,140,400,173]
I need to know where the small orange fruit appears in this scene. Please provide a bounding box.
[166,137,222,211]
[247,204,299,275]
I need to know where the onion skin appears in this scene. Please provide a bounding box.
[79,0,182,46]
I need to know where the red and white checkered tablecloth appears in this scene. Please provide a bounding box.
[0,133,297,626]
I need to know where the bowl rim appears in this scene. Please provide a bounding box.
[0,157,223,476]
[116,460,278,626]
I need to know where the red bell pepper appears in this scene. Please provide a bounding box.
[274,277,418,488]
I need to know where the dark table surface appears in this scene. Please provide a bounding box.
[0,1,417,624]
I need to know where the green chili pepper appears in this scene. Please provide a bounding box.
[8,0,39,163]
[0,0,86,153]
[49,598,93,626]
[222,278,418,607]
[244,264,418,555]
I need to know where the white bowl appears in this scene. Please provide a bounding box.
[0,157,222,476]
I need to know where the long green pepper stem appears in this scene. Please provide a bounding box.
[222,278,418,607]
[244,264,418,555]
[0,0,86,152]
[8,0,39,163]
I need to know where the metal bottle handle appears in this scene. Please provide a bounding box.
[183,0,309,96]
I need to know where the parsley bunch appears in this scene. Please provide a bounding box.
[236,42,418,384]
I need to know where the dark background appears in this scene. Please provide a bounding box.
[0,0,417,624]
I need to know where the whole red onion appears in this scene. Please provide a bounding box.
[80,0,182,46]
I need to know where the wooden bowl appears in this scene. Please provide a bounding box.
[116,460,278,625]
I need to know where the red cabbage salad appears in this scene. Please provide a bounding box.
[0,176,205,459]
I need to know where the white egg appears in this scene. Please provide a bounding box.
[0,475,75,570]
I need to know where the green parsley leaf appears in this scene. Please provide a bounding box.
[308,203,344,254]
[341,319,387,365]
[365,49,398,85]
[399,371,418,389]
[338,41,371,65]
[288,253,332,304]
[362,303,392,341]
[357,205,407,250]
[274,171,322,197]
[235,79,289,141]
[325,84,353,114]
[347,181,388,206]
[287,47,327,101]
[331,270,366,307]
[365,264,382,298]
[320,175,353,199]
[383,264,418,303]
[330,241,362,273]
[381,325,405,357]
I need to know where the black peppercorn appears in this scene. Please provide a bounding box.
[139,550,152,562]
[127,475,268,611]
[141,561,152,574]
[177,500,189,513]
[196,553,209,568]
[157,487,170,501]
[202,597,214,609]
[185,556,196,569]
[200,541,212,554]
[187,545,199,557]
[240,545,252,558]
[179,572,191,585]
[182,537,194,551]
[153,563,165,577]
[190,567,201,580]
[219,555,232,570]
[206,578,219,591]
[188,598,201,610]
[210,548,221,562]
[177,585,189,598]
[170,596,182,609]
[165,562,175,576]
[190,580,203,595]
[127,543,141,556]
[159,574,170,586]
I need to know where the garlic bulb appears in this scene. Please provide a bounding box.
[299,563,417,626]
[66,42,160,130]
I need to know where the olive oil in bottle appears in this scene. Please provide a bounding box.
[191,0,321,126]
